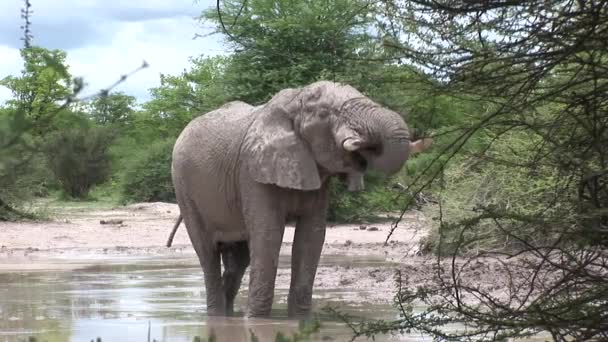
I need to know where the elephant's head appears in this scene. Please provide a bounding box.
[244,81,432,191]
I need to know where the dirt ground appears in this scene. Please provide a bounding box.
[0,202,509,305]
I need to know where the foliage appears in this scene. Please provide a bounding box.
[120,138,176,204]
[0,0,148,218]
[43,125,115,199]
[201,0,377,104]
[331,1,608,341]
[0,45,76,219]
[141,56,230,140]
[0,47,73,136]
[0,109,45,220]
[88,92,137,129]
[328,172,403,223]
[420,128,567,254]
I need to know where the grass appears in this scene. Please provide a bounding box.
[22,187,121,220]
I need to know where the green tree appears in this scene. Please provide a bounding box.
[44,125,115,198]
[201,0,376,103]
[88,92,136,129]
[119,138,176,203]
[1,0,148,217]
[0,47,73,136]
[0,106,41,219]
[141,55,229,139]
[0,46,76,219]
[332,2,608,340]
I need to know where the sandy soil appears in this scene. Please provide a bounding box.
[0,202,509,305]
[0,202,428,252]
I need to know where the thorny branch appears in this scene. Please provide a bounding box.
[335,1,608,341]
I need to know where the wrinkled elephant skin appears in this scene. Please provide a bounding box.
[171,81,432,317]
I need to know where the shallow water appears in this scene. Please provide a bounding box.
[0,254,431,342]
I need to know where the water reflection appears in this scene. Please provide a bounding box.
[0,255,410,342]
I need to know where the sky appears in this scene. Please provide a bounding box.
[0,0,227,105]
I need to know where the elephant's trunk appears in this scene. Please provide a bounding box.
[337,99,414,177]
[367,113,411,176]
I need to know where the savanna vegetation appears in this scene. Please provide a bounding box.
[1,0,606,341]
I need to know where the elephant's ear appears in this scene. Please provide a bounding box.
[244,107,321,191]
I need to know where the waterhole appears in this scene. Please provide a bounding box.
[0,254,434,342]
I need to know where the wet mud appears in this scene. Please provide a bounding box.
[0,202,513,341]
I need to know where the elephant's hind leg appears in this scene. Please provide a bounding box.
[220,240,250,315]
[179,203,226,315]
[200,245,225,316]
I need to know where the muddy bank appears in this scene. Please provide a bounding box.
[0,202,427,254]
[0,201,510,305]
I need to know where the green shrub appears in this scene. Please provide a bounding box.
[0,107,47,219]
[120,138,176,203]
[328,172,403,223]
[43,126,114,199]
[419,129,565,254]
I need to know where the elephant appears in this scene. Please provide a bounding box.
[170,80,432,318]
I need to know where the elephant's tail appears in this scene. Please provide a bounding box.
[166,214,183,247]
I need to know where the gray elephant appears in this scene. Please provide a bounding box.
[170,81,432,318]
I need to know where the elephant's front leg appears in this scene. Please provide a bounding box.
[243,185,286,317]
[288,211,327,317]
[247,229,284,317]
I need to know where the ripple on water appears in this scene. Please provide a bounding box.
[0,255,427,342]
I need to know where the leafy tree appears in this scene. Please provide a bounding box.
[0,47,73,136]
[44,125,115,198]
[201,0,377,103]
[0,106,42,219]
[0,0,147,216]
[0,46,78,219]
[119,138,176,203]
[332,1,608,340]
[88,92,136,129]
[141,55,229,139]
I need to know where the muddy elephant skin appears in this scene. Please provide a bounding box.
[171,80,432,317]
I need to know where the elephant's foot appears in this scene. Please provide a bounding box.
[287,306,313,318]
[246,298,273,317]
[287,287,313,318]
[246,294,275,317]
[206,295,228,316]
[287,300,312,318]
[287,308,313,319]
[225,299,240,316]
[206,307,227,316]
[246,308,272,318]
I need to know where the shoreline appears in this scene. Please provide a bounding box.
[0,202,509,305]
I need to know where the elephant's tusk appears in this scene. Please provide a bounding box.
[342,137,363,151]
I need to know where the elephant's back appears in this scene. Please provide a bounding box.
[173,101,255,159]
[172,101,256,238]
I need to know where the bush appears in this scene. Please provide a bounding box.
[0,107,48,219]
[120,138,176,203]
[43,126,114,199]
[328,172,403,223]
[419,129,565,254]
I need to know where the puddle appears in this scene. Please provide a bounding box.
[0,254,432,342]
